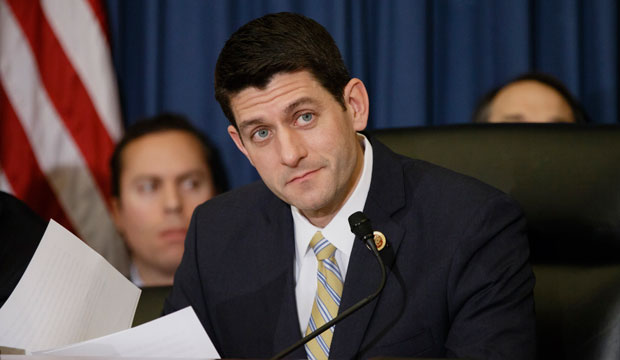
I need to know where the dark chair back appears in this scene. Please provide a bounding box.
[373,123,620,360]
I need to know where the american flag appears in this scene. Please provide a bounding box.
[0,0,129,272]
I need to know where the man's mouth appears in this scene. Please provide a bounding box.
[287,168,320,184]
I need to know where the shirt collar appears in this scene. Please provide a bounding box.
[129,262,144,287]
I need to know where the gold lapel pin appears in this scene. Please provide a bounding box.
[373,231,387,251]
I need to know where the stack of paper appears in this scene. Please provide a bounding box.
[0,220,219,359]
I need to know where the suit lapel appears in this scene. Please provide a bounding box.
[330,138,408,358]
[265,195,307,358]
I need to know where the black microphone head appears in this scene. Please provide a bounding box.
[348,211,373,239]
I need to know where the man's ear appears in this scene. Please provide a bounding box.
[228,125,254,166]
[343,78,369,131]
[110,197,124,233]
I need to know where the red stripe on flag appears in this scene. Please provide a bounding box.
[0,83,76,232]
[7,0,115,204]
[87,0,111,45]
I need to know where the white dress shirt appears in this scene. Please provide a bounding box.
[129,262,144,287]
[292,134,374,335]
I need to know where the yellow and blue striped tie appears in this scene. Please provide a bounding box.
[305,231,343,360]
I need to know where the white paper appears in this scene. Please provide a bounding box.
[1,357,205,360]
[0,220,140,352]
[36,307,219,359]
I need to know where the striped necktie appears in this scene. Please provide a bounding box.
[305,231,344,360]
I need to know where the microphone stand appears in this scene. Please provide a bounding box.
[270,238,386,360]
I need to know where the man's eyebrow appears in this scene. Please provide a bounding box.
[129,174,160,185]
[238,118,265,133]
[176,169,209,180]
[285,97,317,114]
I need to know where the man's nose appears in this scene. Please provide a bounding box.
[278,128,307,167]
[163,183,182,213]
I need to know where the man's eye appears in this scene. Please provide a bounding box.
[298,113,313,123]
[181,178,203,191]
[137,181,157,193]
[253,129,270,141]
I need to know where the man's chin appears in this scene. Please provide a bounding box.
[158,260,182,275]
[157,250,183,266]
[291,198,333,217]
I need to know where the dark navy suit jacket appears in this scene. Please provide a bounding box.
[0,191,45,308]
[164,138,536,359]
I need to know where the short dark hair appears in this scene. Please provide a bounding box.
[110,113,229,197]
[214,12,351,128]
[472,72,590,124]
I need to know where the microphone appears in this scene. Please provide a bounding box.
[348,211,377,247]
[270,211,387,359]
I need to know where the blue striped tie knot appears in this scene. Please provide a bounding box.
[310,231,337,261]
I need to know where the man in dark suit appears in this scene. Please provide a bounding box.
[164,12,535,359]
[0,191,46,308]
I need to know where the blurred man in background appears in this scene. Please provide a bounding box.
[472,72,589,124]
[110,113,227,287]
